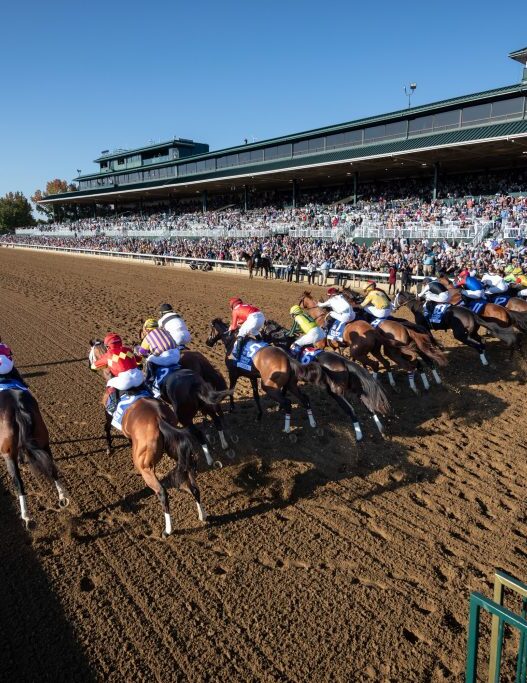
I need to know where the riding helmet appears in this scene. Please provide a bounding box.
[104,333,122,348]
[365,280,376,291]
[327,287,339,296]
[159,303,173,314]
[143,318,158,330]
[0,343,12,359]
[229,297,242,308]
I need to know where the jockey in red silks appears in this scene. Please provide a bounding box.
[228,297,266,360]
[0,343,28,387]
[91,333,145,412]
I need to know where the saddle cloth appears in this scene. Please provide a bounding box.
[236,340,268,371]
[327,319,347,341]
[0,379,29,392]
[299,346,323,365]
[485,293,510,307]
[151,364,180,398]
[424,303,451,325]
[458,299,486,315]
[111,390,151,431]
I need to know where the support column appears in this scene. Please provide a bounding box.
[202,190,208,213]
[432,163,439,201]
[243,185,248,212]
[292,179,297,209]
[353,172,358,205]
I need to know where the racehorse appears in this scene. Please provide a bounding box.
[437,276,527,331]
[240,251,272,279]
[0,385,69,529]
[392,291,517,365]
[262,320,390,440]
[206,318,327,433]
[298,292,430,392]
[89,341,205,536]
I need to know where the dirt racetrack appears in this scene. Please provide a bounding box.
[1,247,526,682]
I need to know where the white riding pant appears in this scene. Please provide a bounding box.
[237,312,265,337]
[148,348,181,366]
[364,305,391,319]
[296,326,326,347]
[329,309,355,323]
[486,285,508,294]
[107,367,144,390]
[425,291,450,304]
[519,288,527,298]
[0,357,14,374]
[463,289,484,299]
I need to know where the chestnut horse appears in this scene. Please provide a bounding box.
[0,385,69,529]
[206,318,328,432]
[89,341,205,536]
[262,320,390,440]
[298,291,430,393]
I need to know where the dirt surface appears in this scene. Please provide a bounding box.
[1,247,526,682]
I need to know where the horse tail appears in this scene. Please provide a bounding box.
[473,314,518,347]
[404,328,448,367]
[12,391,54,479]
[201,361,228,391]
[342,359,391,415]
[197,380,233,407]
[158,420,195,487]
[289,358,326,386]
[507,309,527,334]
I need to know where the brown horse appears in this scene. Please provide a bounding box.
[240,251,272,279]
[298,291,430,393]
[206,318,327,433]
[262,320,391,439]
[437,276,527,334]
[0,385,69,529]
[89,342,205,536]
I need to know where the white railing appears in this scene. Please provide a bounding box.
[351,219,493,241]
[2,242,426,283]
[501,221,527,239]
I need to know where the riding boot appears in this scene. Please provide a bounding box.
[232,336,246,360]
[106,388,118,415]
[289,343,301,359]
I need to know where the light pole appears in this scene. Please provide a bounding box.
[404,83,417,108]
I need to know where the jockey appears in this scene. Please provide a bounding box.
[288,305,326,358]
[137,318,181,388]
[481,269,509,295]
[360,281,392,320]
[317,287,355,328]
[516,274,527,298]
[418,278,450,313]
[229,297,265,360]
[91,333,145,413]
[158,303,191,347]
[0,343,28,387]
[462,275,485,300]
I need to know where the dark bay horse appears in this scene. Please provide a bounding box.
[241,251,272,279]
[299,291,430,392]
[393,291,518,365]
[437,276,527,334]
[0,386,69,529]
[206,318,326,433]
[89,342,205,536]
[262,320,390,440]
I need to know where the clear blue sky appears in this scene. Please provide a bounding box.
[1,0,526,205]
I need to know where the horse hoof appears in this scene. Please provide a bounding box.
[106,448,112,456]
[226,448,236,461]
[288,433,298,443]
[24,518,36,531]
[161,530,172,539]
[206,433,217,446]
[213,460,223,470]
[59,497,70,509]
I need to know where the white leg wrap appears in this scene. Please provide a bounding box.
[373,414,384,433]
[420,372,430,390]
[409,373,418,394]
[54,480,66,500]
[480,353,489,366]
[284,414,291,433]
[388,371,396,387]
[19,494,30,521]
[218,430,228,450]
[197,502,207,522]
[353,422,363,441]
[432,369,442,384]
[307,409,316,428]
[372,372,378,381]
[164,512,172,535]
[202,444,214,467]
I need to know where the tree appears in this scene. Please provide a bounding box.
[0,192,35,233]
[32,179,77,221]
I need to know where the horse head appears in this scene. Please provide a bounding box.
[206,319,231,348]
[392,290,414,311]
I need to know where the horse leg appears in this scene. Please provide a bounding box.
[250,377,263,421]
[227,370,238,412]
[177,468,206,522]
[41,446,70,508]
[452,319,488,365]
[104,410,113,454]
[139,464,173,537]
[187,422,220,469]
[4,453,32,528]
[208,407,229,450]
[261,383,292,432]
[415,358,430,391]
[372,347,396,388]
[326,388,363,441]
[288,381,317,428]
